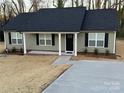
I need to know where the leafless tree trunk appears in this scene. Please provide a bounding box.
[95,0,102,9]
[29,0,44,12]
[75,0,79,7]
[92,0,95,9]
[81,0,84,7]
[88,0,91,9]
[111,0,124,9]
[108,0,111,8]
[53,0,67,8]
[71,0,74,7]
[103,0,107,9]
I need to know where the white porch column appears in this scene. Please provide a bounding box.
[23,33,26,54]
[74,33,77,56]
[113,31,116,54]
[3,32,6,49]
[58,33,61,55]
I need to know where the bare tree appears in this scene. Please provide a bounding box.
[81,0,84,7]
[92,0,95,9]
[53,0,67,8]
[75,0,79,7]
[87,0,92,9]
[103,0,107,9]
[71,0,74,7]
[111,0,124,9]
[108,0,111,8]
[29,0,44,12]
[95,0,102,9]
[11,0,26,15]
[0,0,14,23]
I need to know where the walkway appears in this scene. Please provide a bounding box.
[53,56,74,64]
[43,58,124,93]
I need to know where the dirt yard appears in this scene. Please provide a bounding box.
[0,43,70,93]
[116,39,124,60]
[0,42,4,52]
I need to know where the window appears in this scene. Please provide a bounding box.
[39,34,52,46]
[88,33,105,47]
[11,32,23,45]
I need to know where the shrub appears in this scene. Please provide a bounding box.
[105,50,109,55]
[5,48,8,53]
[20,48,23,53]
[84,48,88,54]
[94,48,98,55]
[12,47,16,53]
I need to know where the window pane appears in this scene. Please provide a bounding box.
[40,40,45,45]
[97,33,105,40]
[89,40,95,46]
[97,41,104,47]
[46,40,52,45]
[40,34,45,39]
[46,34,52,40]
[11,32,16,39]
[17,33,22,39]
[18,39,22,44]
[89,33,96,40]
[12,39,16,44]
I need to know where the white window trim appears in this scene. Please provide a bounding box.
[88,33,105,48]
[11,32,23,45]
[39,34,52,46]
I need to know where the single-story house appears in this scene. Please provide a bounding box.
[3,7,119,56]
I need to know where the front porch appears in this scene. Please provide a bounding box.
[28,50,74,55]
[23,32,78,56]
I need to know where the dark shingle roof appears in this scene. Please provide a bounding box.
[4,8,119,32]
[82,9,119,31]
[5,7,86,32]
[4,13,33,31]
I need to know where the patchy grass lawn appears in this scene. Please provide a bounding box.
[0,55,70,93]
[0,42,70,93]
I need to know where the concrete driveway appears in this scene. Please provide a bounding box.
[43,61,124,93]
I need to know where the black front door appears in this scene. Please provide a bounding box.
[66,34,73,51]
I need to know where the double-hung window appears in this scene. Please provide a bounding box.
[11,32,23,45]
[88,33,105,47]
[39,34,52,46]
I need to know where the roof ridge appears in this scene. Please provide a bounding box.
[38,7,86,11]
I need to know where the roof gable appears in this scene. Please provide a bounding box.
[82,9,119,31]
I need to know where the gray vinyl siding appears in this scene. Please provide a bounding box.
[5,32,23,50]
[4,31,115,54]
[77,32,115,54]
[26,33,65,52]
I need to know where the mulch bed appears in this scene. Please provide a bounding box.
[71,53,117,60]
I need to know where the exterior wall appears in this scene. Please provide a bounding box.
[77,32,115,54]
[5,32,23,50]
[5,31,116,54]
[25,33,65,52]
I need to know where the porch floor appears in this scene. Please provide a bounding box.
[28,51,74,55]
